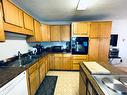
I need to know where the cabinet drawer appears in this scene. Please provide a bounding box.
[63,54,71,57]
[73,60,84,64]
[73,64,79,70]
[72,55,88,60]
[54,54,62,57]
[29,63,37,74]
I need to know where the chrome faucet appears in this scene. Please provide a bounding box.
[18,51,22,66]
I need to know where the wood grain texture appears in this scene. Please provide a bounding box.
[88,38,99,62]
[23,12,34,31]
[72,22,90,37]
[0,2,5,41]
[89,22,100,38]
[50,25,61,41]
[2,0,21,26]
[99,21,112,38]
[41,24,50,42]
[60,25,70,41]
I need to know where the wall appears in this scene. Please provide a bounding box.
[111,19,127,65]
[0,33,30,60]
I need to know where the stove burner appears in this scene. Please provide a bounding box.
[102,77,127,94]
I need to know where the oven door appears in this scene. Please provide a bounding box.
[71,37,88,55]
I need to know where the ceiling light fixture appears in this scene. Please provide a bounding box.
[77,0,99,10]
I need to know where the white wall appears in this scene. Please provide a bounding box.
[0,33,30,60]
[111,19,127,65]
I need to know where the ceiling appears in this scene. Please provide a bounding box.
[12,0,127,24]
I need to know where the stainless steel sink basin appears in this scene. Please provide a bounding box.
[0,55,39,67]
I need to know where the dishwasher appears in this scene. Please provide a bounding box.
[1,71,28,95]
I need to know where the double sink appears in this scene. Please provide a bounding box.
[93,74,127,95]
[0,54,44,67]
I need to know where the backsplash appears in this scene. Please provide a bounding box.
[0,33,30,60]
[29,42,68,49]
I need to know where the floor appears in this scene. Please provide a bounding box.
[47,71,79,95]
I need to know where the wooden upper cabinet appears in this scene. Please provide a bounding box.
[0,2,5,41]
[23,13,34,31]
[60,25,70,41]
[47,25,51,41]
[99,22,112,38]
[41,24,50,42]
[88,38,99,62]
[72,22,90,37]
[50,25,61,41]
[27,20,42,42]
[2,0,23,27]
[89,22,100,38]
[34,20,42,42]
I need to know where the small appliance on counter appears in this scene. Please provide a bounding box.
[51,46,63,52]
[71,37,89,55]
[33,44,44,54]
[65,41,71,52]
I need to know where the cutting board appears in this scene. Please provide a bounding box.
[83,62,110,74]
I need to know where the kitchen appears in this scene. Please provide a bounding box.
[0,0,127,95]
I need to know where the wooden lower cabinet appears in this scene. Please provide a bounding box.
[49,54,55,70]
[79,74,86,95]
[26,55,50,95]
[54,54,63,70]
[49,54,72,70]
[62,54,72,70]
[72,55,88,70]
[29,63,40,95]
[39,59,45,83]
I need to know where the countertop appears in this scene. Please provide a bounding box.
[0,51,71,88]
[0,67,25,87]
[80,62,127,95]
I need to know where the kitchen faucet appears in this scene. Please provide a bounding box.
[18,51,22,66]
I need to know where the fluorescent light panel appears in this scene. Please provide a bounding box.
[77,0,99,10]
[77,0,88,10]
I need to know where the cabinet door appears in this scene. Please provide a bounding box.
[45,57,49,74]
[0,2,5,41]
[88,38,99,62]
[54,54,62,70]
[60,25,70,41]
[89,22,99,38]
[34,20,42,42]
[47,25,51,41]
[63,54,72,70]
[49,54,55,70]
[29,71,37,95]
[100,22,112,38]
[79,74,86,95]
[41,24,50,42]
[72,22,90,37]
[2,0,23,27]
[23,13,34,31]
[99,38,110,64]
[39,61,45,83]
[50,26,61,41]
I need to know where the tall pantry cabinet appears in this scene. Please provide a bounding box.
[88,21,112,64]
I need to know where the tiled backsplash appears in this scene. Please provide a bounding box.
[29,42,68,49]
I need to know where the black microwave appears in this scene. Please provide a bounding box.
[71,37,89,55]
